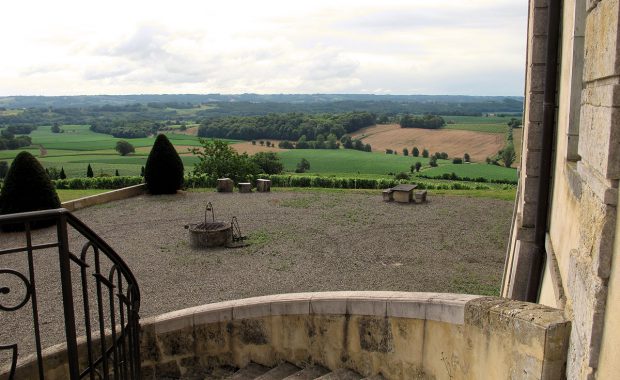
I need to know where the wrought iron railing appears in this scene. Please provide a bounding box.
[0,208,140,379]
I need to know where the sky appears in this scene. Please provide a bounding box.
[0,0,528,96]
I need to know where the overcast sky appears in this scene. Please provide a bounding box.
[0,0,528,96]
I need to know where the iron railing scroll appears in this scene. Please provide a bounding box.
[0,208,140,380]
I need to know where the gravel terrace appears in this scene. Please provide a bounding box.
[0,190,512,360]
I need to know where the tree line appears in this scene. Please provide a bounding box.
[197,112,376,141]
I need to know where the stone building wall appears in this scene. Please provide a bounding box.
[504,0,620,378]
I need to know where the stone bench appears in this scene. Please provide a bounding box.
[257,179,271,193]
[216,178,234,193]
[238,182,252,193]
[382,189,394,202]
[415,190,427,203]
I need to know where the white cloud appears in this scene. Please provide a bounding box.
[0,0,527,96]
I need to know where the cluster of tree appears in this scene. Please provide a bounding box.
[507,118,523,128]
[0,129,32,150]
[0,94,523,115]
[486,128,517,167]
[279,133,341,150]
[409,162,422,173]
[340,136,371,152]
[399,114,446,129]
[191,139,285,182]
[197,112,376,141]
[90,120,161,138]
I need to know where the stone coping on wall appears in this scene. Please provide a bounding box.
[61,183,146,211]
[141,292,482,335]
[1,292,571,379]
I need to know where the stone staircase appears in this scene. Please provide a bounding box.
[174,362,385,380]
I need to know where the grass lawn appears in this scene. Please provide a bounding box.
[56,189,111,202]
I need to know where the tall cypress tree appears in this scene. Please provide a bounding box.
[145,134,184,194]
[86,164,94,178]
[0,152,61,231]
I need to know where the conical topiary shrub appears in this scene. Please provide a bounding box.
[145,134,184,194]
[0,151,61,231]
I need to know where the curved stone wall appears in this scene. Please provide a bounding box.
[1,292,571,379]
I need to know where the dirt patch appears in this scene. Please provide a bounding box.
[0,190,512,357]
[352,124,505,162]
[230,141,288,154]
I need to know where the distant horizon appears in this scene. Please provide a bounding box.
[0,92,524,98]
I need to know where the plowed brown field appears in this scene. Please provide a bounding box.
[352,124,505,162]
[230,141,289,154]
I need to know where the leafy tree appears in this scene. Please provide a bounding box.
[395,172,410,180]
[464,153,470,162]
[86,164,94,178]
[412,147,419,157]
[364,144,372,152]
[266,141,272,147]
[508,118,522,128]
[295,158,311,173]
[115,169,120,176]
[251,140,256,145]
[51,123,62,133]
[0,161,8,179]
[386,149,393,154]
[296,135,310,149]
[501,144,516,168]
[326,133,338,149]
[251,152,283,174]
[259,140,265,146]
[191,138,258,182]
[422,149,429,158]
[452,158,463,164]
[403,147,409,156]
[115,140,135,156]
[415,162,422,172]
[145,134,185,194]
[429,156,438,167]
[59,167,67,179]
[0,152,61,231]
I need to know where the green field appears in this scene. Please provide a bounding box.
[440,115,516,134]
[279,149,447,175]
[0,125,225,177]
[0,124,518,183]
[422,163,518,182]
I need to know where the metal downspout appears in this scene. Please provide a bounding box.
[526,0,562,303]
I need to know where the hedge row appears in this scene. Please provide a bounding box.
[416,172,518,185]
[53,176,144,189]
[184,174,495,191]
[51,174,513,192]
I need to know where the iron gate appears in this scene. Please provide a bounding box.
[0,209,140,379]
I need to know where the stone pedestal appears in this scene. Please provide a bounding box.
[216,178,234,193]
[415,190,427,203]
[257,179,271,192]
[238,183,252,193]
[382,189,394,202]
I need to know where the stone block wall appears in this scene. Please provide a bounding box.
[1,292,571,380]
[505,0,620,378]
